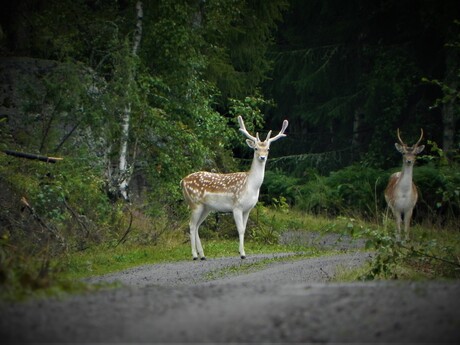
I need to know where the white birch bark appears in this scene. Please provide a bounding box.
[118,1,143,201]
[119,104,131,200]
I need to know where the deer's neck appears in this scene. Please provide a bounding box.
[398,163,414,190]
[247,156,266,191]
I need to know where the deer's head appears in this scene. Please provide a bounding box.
[395,128,425,165]
[237,116,289,162]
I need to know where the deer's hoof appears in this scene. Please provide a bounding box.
[193,257,198,261]
[200,257,207,261]
[241,255,246,259]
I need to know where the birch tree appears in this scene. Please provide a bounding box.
[118,1,143,201]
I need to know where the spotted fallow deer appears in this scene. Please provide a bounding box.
[384,128,425,240]
[181,116,288,260]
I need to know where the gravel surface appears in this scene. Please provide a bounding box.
[1,246,459,343]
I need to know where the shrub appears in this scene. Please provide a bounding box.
[295,174,341,216]
[261,170,299,205]
[414,164,460,228]
[326,165,388,219]
[294,165,387,219]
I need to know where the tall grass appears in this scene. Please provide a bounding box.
[1,205,459,301]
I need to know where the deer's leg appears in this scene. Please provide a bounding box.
[403,209,413,241]
[242,209,251,229]
[233,209,246,259]
[195,208,210,260]
[395,211,402,241]
[189,207,200,260]
[195,207,211,260]
[190,206,210,260]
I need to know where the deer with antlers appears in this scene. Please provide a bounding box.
[181,116,288,260]
[384,128,425,241]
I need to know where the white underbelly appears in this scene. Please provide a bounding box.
[394,192,416,212]
[203,191,259,212]
[203,193,235,212]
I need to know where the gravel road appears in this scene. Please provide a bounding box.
[1,248,459,343]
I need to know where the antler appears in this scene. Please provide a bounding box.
[267,119,289,144]
[238,116,258,142]
[397,128,424,147]
[396,128,405,146]
[238,116,289,143]
[414,128,424,147]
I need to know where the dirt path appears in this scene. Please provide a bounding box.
[1,250,459,343]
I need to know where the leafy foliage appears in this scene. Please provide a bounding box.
[414,164,460,228]
[261,170,299,205]
[292,165,387,218]
[362,228,460,280]
[324,217,460,281]
[265,159,459,230]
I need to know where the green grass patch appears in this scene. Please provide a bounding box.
[60,238,308,281]
[60,242,191,280]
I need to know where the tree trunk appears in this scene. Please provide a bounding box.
[119,104,131,200]
[117,1,143,201]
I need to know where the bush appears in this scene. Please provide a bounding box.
[296,174,341,216]
[280,160,459,229]
[326,165,388,219]
[414,164,460,228]
[261,170,300,205]
[0,153,128,251]
[294,165,387,219]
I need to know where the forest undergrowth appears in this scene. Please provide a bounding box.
[1,193,459,301]
[1,146,459,301]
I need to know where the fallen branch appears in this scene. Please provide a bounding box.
[64,199,90,238]
[20,197,65,244]
[116,207,134,247]
[400,243,460,268]
[4,150,63,163]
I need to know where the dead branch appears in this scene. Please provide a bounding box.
[116,206,133,247]
[20,197,65,245]
[4,150,63,163]
[63,199,90,238]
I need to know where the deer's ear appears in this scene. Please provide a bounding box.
[246,139,256,149]
[395,143,405,153]
[415,145,425,154]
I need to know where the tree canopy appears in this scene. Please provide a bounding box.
[0,0,288,202]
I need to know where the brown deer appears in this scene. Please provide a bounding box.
[384,129,425,240]
[181,116,288,260]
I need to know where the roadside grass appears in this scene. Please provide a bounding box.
[59,207,355,281]
[261,207,460,281]
[61,239,305,281]
[1,207,458,301]
[0,210,332,301]
[321,213,460,281]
